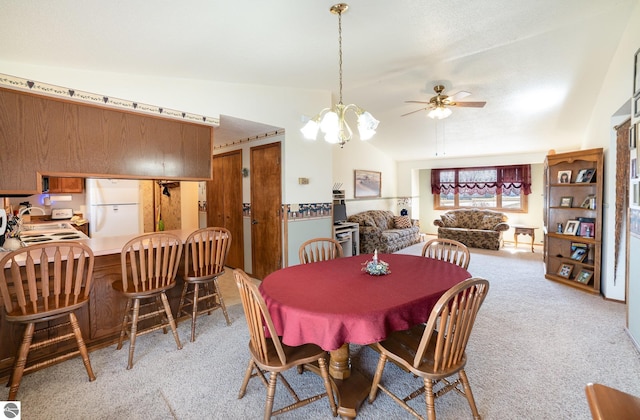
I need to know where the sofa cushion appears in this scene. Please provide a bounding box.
[393,215,412,229]
[481,214,503,230]
[440,213,458,227]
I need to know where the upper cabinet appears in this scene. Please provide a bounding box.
[46,177,84,194]
[0,85,214,195]
[543,148,603,294]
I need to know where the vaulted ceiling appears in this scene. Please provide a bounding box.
[1,1,636,161]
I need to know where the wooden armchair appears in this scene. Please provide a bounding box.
[421,238,470,269]
[368,277,489,420]
[585,383,640,420]
[298,238,343,264]
[233,269,337,419]
[0,243,96,400]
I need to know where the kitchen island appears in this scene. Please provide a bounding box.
[0,229,194,380]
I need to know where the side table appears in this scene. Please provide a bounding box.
[513,226,536,252]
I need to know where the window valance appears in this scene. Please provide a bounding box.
[431,164,532,196]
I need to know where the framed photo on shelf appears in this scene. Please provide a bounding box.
[557,170,572,184]
[354,169,382,198]
[575,168,595,183]
[570,247,587,262]
[580,194,596,209]
[575,269,593,284]
[557,263,574,279]
[564,220,580,235]
[559,196,573,207]
[579,222,595,238]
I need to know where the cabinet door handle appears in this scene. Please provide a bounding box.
[252,219,258,225]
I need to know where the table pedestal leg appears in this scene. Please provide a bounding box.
[308,343,371,419]
[329,343,351,379]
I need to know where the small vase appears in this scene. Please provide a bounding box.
[4,237,22,251]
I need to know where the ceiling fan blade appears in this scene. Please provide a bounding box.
[401,108,429,117]
[404,100,431,104]
[453,101,486,108]
[448,90,471,101]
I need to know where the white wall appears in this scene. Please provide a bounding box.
[332,135,398,216]
[582,2,640,300]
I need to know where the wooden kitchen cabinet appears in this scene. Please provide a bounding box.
[47,177,84,193]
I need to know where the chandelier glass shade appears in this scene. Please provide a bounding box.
[301,3,379,147]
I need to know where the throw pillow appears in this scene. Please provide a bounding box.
[440,213,458,227]
[394,215,412,229]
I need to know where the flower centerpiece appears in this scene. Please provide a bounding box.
[362,249,390,276]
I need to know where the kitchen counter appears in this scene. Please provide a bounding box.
[0,229,197,380]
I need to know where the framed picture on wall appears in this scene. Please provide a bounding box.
[354,170,382,198]
[635,47,640,98]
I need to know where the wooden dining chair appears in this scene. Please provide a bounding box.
[233,269,337,419]
[368,277,489,420]
[421,238,470,270]
[298,237,343,264]
[0,242,96,400]
[177,227,232,341]
[112,232,183,369]
[585,383,640,420]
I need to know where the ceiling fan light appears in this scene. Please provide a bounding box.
[428,106,452,119]
[301,119,320,140]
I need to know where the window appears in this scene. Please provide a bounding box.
[431,164,531,212]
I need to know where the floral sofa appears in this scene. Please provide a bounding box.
[347,210,421,254]
[433,209,509,250]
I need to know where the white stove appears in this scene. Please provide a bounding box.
[19,222,90,245]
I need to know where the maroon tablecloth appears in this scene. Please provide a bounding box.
[260,253,471,351]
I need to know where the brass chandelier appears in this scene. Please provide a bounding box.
[301,3,379,148]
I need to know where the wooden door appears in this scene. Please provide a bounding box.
[207,150,244,269]
[250,142,282,279]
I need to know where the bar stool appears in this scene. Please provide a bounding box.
[112,232,183,369]
[177,227,232,342]
[0,243,96,400]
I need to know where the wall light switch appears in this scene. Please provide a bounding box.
[298,177,309,185]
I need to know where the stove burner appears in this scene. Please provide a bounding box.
[22,237,53,243]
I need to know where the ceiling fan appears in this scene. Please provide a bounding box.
[402,85,486,119]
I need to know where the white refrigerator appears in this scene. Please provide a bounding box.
[86,178,142,239]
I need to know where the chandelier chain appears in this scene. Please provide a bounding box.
[338,9,343,104]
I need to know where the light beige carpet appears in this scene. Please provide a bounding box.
[10,245,640,419]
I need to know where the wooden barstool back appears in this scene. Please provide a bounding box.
[421,238,471,269]
[113,232,183,369]
[178,227,232,342]
[233,269,337,419]
[0,242,96,400]
[298,237,344,264]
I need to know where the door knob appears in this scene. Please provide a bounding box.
[252,219,258,225]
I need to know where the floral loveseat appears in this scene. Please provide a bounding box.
[347,210,421,254]
[433,209,509,250]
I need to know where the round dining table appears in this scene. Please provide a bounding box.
[260,252,471,418]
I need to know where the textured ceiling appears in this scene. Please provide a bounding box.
[0,0,636,161]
